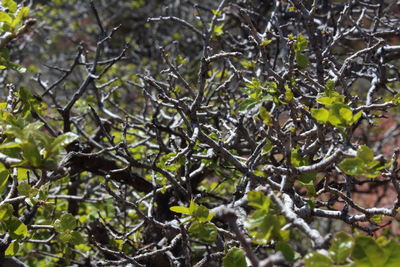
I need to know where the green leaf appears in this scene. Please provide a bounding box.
[296,34,308,52]
[188,221,218,243]
[17,168,28,181]
[239,98,259,112]
[6,61,27,73]
[352,111,362,123]
[296,53,308,68]
[0,11,12,24]
[338,158,364,175]
[339,107,353,121]
[371,215,383,223]
[0,170,9,195]
[276,241,295,261]
[213,23,224,37]
[17,182,31,196]
[54,213,77,232]
[245,211,287,244]
[191,204,213,222]
[11,7,30,29]
[325,80,335,91]
[298,171,317,184]
[304,252,334,267]
[329,232,354,264]
[259,106,272,126]
[170,206,190,215]
[59,232,72,243]
[0,142,26,150]
[357,145,374,163]
[211,9,222,16]
[317,96,335,107]
[311,108,329,123]
[0,203,13,221]
[260,39,272,47]
[285,86,294,102]
[48,132,79,155]
[353,236,385,267]
[20,142,42,167]
[223,248,247,267]
[382,240,400,267]
[70,231,84,245]
[247,191,270,211]
[4,241,19,257]
[291,147,308,167]
[8,216,28,238]
[38,184,49,201]
[393,93,400,105]
[262,139,273,154]
[2,0,17,13]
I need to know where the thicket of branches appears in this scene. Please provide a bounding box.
[0,0,400,266]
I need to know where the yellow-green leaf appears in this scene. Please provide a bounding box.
[260,39,272,47]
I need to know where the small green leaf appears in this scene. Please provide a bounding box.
[382,240,400,267]
[8,216,28,238]
[188,221,218,243]
[296,34,308,52]
[296,53,308,68]
[338,158,364,176]
[7,62,27,73]
[339,107,352,121]
[17,182,31,196]
[259,106,272,126]
[247,191,270,211]
[2,0,18,13]
[262,139,273,154]
[11,7,30,29]
[329,232,354,264]
[54,213,76,232]
[352,236,385,267]
[298,171,317,184]
[371,215,383,223]
[0,170,9,195]
[393,94,400,105]
[170,206,190,215]
[0,11,12,24]
[304,252,334,267]
[211,9,222,16]
[213,23,224,37]
[20,142,42,167]
[291,147,308,167]
[276,241,295,261]
[192,204,213,222]
[260,39,272,47]
[4,241,19,257]
[70,231,84,245]
[0,203,13,221]
[285,86,294,102]
[48,132,79,156]
[239,98,259,112]
[352,111,362,123]
[223,248,247,267]
[357,145,374,163]
[0,142,25,150]
[59,232,72,243]
[311,108,329,123]
[317,97,335,106]
[325,80,335,91]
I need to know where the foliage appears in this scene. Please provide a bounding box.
[0,0,399,266]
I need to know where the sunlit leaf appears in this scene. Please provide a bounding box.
[223,248,247,267]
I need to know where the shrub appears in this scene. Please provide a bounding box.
[0,0,400,266]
